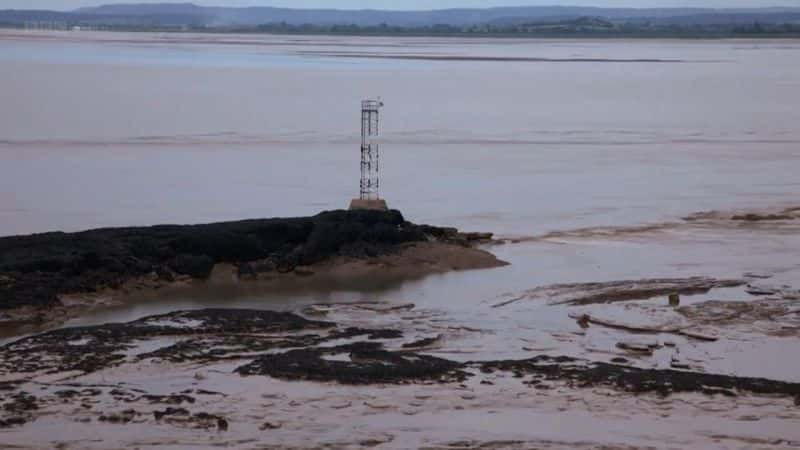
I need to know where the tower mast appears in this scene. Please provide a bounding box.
[350,99,388,211]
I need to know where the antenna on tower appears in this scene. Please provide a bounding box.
[350,98,389,211]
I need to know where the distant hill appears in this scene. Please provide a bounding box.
[75,3,205,16]
[2,3,800,34]
[67,3,732,27]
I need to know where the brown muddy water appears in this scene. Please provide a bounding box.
[1,31,800,449]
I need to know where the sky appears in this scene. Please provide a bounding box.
[4,0,800,10]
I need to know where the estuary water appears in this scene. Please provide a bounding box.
[3,30,800,450]
[1,31,800,378]
[1,31,799,236]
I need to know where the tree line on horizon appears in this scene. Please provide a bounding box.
[2,3,800,38]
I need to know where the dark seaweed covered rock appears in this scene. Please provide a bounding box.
[478,356,800,398]
[0,210,438,311]
[169,254,215,278]
[235,341,467,385]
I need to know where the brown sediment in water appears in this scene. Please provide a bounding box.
[496,205,800,245]
[684,205,800,223]
[0,241,505,337]
[294,51,687,64]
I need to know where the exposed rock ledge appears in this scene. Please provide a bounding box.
[0,210,506,330]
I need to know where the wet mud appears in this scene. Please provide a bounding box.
[0,309,334,375]
[2,289,800,449]
[678,298,800,338]
[492,276,745,308]
[4,308,800,402]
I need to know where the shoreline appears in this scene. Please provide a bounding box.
[2,25,800,41]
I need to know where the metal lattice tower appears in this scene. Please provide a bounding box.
[360,99,383,201]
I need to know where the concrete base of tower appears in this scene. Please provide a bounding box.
[349,198,389,211]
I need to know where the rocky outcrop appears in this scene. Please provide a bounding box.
[0,210,491,313]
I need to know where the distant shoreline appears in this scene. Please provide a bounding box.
[3,3,800,40]
[3,25,800,40]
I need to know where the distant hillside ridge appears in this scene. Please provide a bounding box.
[2,2,800,35]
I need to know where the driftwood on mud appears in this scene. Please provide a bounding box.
[569,313,719,341]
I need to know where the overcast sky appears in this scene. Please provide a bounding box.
[5,0,800,11]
